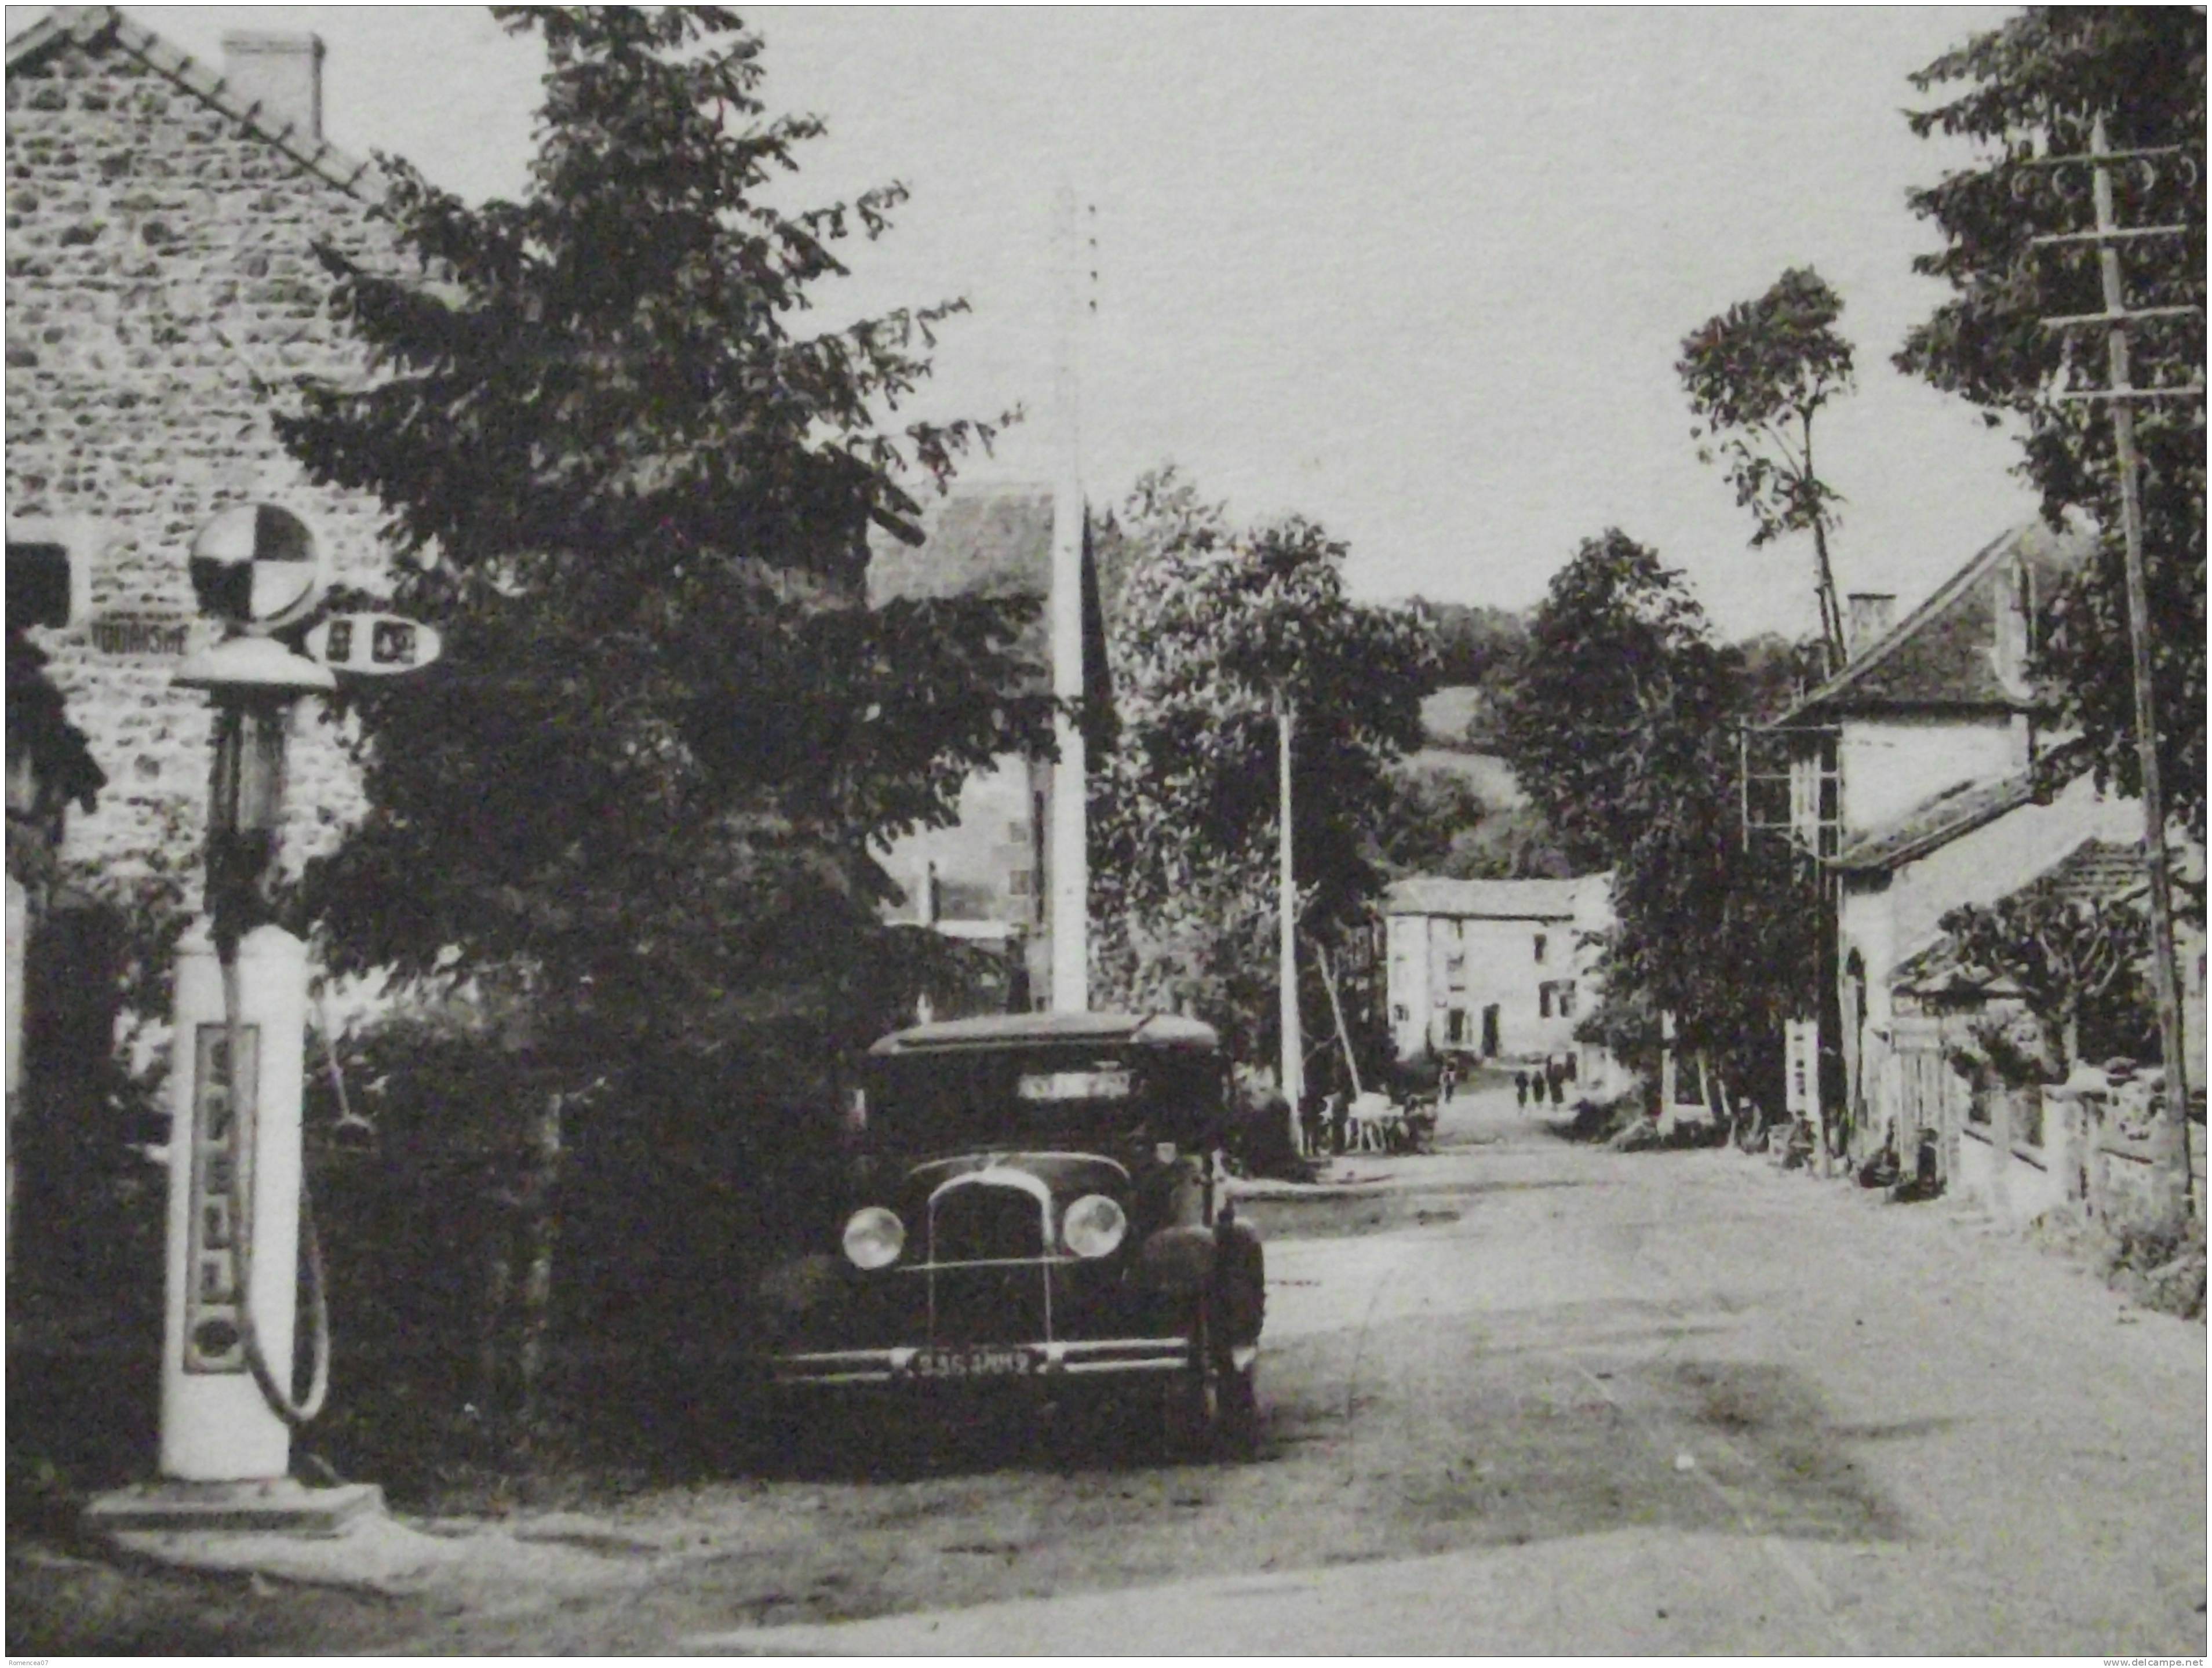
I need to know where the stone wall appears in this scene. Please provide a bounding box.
[5,29,398,889]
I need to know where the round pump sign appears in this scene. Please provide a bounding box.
[188,504,325,633]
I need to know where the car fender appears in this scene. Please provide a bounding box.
[1138,1223,1217,1294]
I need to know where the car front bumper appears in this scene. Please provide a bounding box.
[767,1335,1193,1388]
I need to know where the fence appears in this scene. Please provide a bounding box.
[1882,1016,2202,1229]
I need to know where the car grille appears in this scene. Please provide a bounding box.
[930,1182,1045,1265]
[928,1181,1049,1345]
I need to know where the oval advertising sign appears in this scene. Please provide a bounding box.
[304,612,442,676]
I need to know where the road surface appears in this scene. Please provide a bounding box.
[11,1085,2206,1655]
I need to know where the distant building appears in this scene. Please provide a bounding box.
[1382,873,1611,1068]
[866,483,1111,1015]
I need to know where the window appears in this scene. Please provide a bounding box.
[1008,869,1032,897]
[1533,933,1548,964]
[1558,981,1576,1019]
[1539,979,1575,1019]
[7,540,73,628]
[1539,984,1553,1019]
[1446,1009,1466,1044]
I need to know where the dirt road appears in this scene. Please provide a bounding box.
[11,1086,2206,1654]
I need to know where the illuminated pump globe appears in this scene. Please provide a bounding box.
[189,504,325,632]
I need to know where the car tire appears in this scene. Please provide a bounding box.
[1162,1300,1259,1460]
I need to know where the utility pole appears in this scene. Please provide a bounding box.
[1276,688,1303,1120]
[2031,116,2204,1215]
[1048,187,1092,1013]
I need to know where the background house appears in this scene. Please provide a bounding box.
[866,483,1111,1017]
[1382,873,1610,1068]
[1770,522,2147,1163]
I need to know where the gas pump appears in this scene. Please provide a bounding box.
[162,636,334,1479]
[86,505,379,1535]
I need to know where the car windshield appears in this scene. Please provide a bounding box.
[863,1043,1223,1154]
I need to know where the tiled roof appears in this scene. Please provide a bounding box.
[865,483,1109,709]
[1830,740,2094,875]
[1892,837,2153,996]
[2036,837,2151,906]
[866,484,1057,606]
[1776,522,2097,724]
[7,6,389,205]
[1832,775,2038,874]
[1383,875,1592,920]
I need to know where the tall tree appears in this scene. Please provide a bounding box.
[279,9,1055,1105]
[1089,472,1434,1069]
[1494,532,1816,1112]
[275,6,1067,1440]
[1679,268,1857,670]
[1897,8,2206,839]
[1493,531,1736,873]
[1410,598,1529,692]
[1371,763,1495,879]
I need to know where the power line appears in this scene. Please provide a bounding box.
[2031,119,2204,1214]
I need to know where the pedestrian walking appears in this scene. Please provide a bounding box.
[1548,1059,1565,1106]
[1514,1069,1529,1108]
[1329,1091,1349,1157]
[1439,1057,1457,1103]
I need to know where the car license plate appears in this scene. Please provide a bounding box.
[907,1345,1034,1380]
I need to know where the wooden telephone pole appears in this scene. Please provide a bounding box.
[2032,117,2204,1213]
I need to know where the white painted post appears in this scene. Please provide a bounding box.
[1277,690,1303,1117]
[1047,188,1089,1014]
[161,921,307,1482]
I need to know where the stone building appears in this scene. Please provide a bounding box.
[5,6,397,888]
[866,483,1112,1015]
[1768,522,2142,1162]
[1381,873,1612,1068]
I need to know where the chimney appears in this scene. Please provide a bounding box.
[1846,592,1896,658]
[223,32,325,141]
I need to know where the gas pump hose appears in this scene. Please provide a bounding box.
[218,942,332,1427]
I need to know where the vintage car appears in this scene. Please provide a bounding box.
[751,1011,1265,1450]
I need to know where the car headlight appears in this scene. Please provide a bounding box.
[1061,1193,1128,1259]
[841,1206,905,1270]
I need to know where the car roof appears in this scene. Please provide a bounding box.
[868,1010,1220,1057]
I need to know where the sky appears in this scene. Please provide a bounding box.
[90,5,2043,642]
